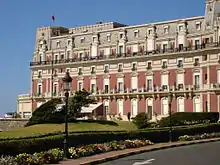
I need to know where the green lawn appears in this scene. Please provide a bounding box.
[0,121,137,138]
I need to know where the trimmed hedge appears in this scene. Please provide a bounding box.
[159,112,219,127]
[1,123,220,156]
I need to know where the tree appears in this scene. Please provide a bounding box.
[132,113,150,129]
[68,89,95,117]
[26,98,64,126]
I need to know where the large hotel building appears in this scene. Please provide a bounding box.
[17,0,220,119]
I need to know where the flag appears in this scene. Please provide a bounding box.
[52,15,55,22]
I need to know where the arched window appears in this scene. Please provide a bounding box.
[194,97,201,112]
[131,99,138,117]
[162,98,168,115]
[178,97,184,112]
[117,99,124,115]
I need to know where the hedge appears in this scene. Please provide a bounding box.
[1,123,220,156]
[159,112,219,127]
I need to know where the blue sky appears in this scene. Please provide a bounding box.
[0,0,204,116]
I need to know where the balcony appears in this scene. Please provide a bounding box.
[31,84,220,100]
[30,42,220,67]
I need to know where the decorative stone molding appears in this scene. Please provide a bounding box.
[116,73,125,78]
[192,68,200,73]
[176,69,185,74]
[160,70,169,75]
[145,71,154,76]
[76,76,84,80]
[131,72,139,77]
[89,75,97,79]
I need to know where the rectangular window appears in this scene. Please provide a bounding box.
[147,79,152,91]
[56,41,60,48]
[179,25,183,32]
[164,27,168,34]
[118,82,123,92]
[78,68,82,75]
[107,34,111,42]
[195,40,200,50]
[67,40,71,45]
[80,38,85,43]
[119,46,123,55]
[134,31,139,38]
[161,74,168,90]
[131,77,137,91]
[147,62,152,69]
[91,84,96,93]
[38,71,42,78]
[148,29,152,35]
[38,85,42,95]
[78,82,83,90]
[91,67,95,74]
[119,33,123,39]
[104,85,109,93]
[177,60,183,68]
[196,22,201,30]
[118,64,123,72]
[177,73,184,89]
[195,75,200,89]
[132,63,137,71]
[54,84,57,96]
[163,44,168,51]
[104,65,109,73]
[92,37,96,42]
[162,61,167,69]
[194,58,199,66]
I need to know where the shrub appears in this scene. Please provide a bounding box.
[132,113,150,129]
[159,112,219,127]
[0,155,16,165]
[26,98,64,126]
[1,123,220,156]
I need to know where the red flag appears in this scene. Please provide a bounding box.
[52,15,55,22]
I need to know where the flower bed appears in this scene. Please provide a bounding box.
[0,139,153,165]
[178,132,220,141]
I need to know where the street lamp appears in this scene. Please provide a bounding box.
[62,71,72,159]
[168,92,172,143]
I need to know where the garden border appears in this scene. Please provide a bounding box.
[58,137,220,165]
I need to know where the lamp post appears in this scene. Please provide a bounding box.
[168,92,172,143]
[62,72,72,159]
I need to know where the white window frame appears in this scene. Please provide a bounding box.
[217,69,220,84]
[177,97,185,112]
[56,41,60,48]
[78,80,83,91]
[161,74,169,86]
[118,63,123,71]
[134,30,139,38]
[177,73,184,85]
[164,26,169,34]
[119,32,123,39]
[195,22,201,30]
[117,99,124,115]
[131,99,138,117]
[37,83,42,95]
[80,37,85,43]
[162,98,169,115]
[131,76,138,90]
[194,97,201,112]
[148,28,153,35]
[193,72,201,87]
[146,75,153,91]
[178,24,184,32]
[107,33,111,42]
